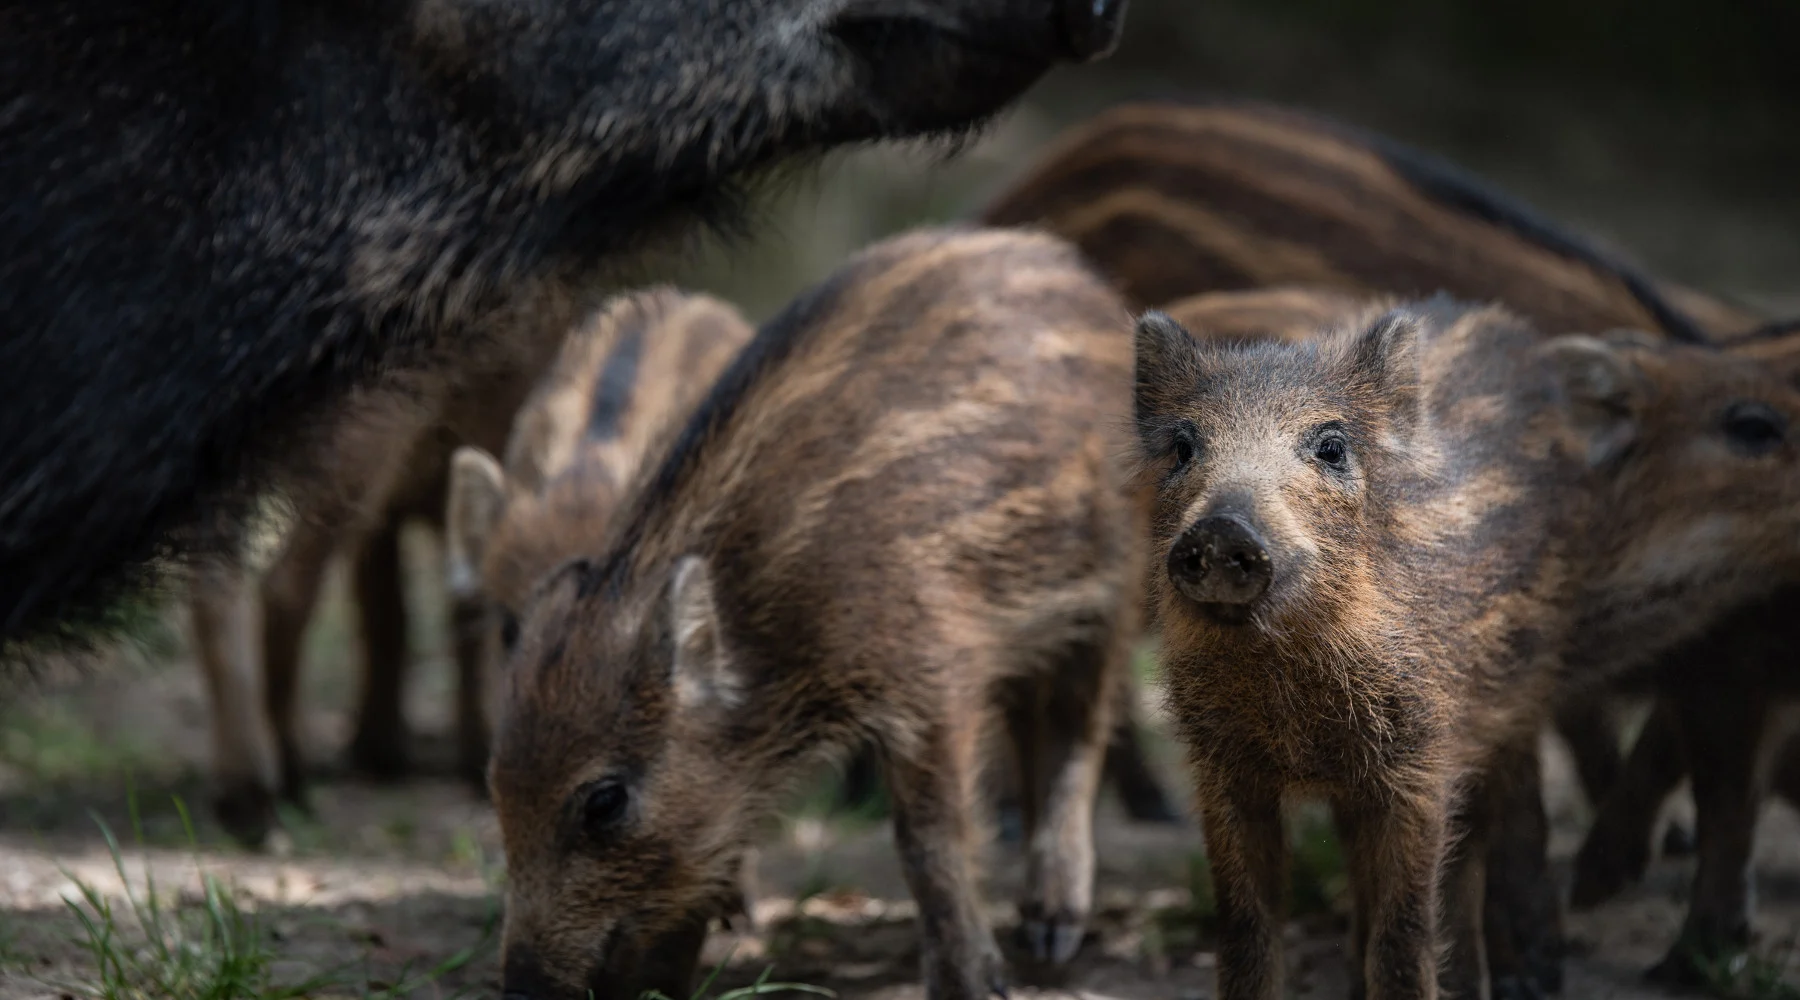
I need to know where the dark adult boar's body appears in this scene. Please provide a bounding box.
[491,228,1142,1000]
[0,0,1127,650]
[1134,303,1800,1000]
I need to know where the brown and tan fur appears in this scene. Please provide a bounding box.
[978,98,1750,828]
[974,97,1764,855]
[981,97,1800,988]
[1162,288,1800,993]
[195,286,756,849]
[979,98,1757,341]
[489,228,1143,1000]
[1134,300,1800,1000]
[444,288,756,734]
[1563,321,1800,983]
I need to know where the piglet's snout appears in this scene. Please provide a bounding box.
[1167,514,1274,606]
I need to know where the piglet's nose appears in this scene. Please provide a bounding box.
[1167,514,1274,606]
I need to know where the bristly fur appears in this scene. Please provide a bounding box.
[573,250,880,603]
[979,98,1763,342]
[1136,289,1800,999]
[982,99,1800,990]
[468,287,756,641]
[1726,314,1800,345]
[488,228,1145,1000]
[0,0,1091,653]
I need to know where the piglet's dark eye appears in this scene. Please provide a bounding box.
[499,611,522,652]
[1174,438,1195,467]
[1724,401,1786,455]
[1314,433,1349,468]
[581,779,630,841]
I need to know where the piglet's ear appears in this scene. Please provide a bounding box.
[666,556,742,711]
[1540,335,1647,469]
[1344,309,1423,418]
[1135,311,1204,444]
[445,447,507,600]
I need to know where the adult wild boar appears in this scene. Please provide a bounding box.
[0,0,1127,650]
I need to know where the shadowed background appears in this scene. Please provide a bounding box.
[676,0,1798,322]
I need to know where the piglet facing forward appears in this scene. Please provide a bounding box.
[1135,303,1800,1000]
[490,228,1143,1000]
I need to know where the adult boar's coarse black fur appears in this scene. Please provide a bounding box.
[0,0,1127,651]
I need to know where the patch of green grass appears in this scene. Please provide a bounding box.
[647,948,835,1000]
[51,795,495,1000]
[1686,938,1800,1000]
[0,583,184,670]
[782,758,888,830]
[794,866,836,908]
[0,915,29,971]
[56,800,335,1000]
[361,913,497,1000]
[268,801,339,856]
[445,826,506,892]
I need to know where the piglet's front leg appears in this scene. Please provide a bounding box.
[1199,781,1288,1000]
[1337,789,1452,1000]
[886,718,1006,1000]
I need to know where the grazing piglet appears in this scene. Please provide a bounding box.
[1134,303,1800,1000]
[445,288,755,712]
[489,228,1141,1000]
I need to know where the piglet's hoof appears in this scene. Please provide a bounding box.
[931,944,1009,1000]
[212,781,278,850]
[1017,909,1088,966]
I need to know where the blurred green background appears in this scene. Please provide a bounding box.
[675,0,1798,322]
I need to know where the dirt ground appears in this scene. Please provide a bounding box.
[2,537,1799,1000]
